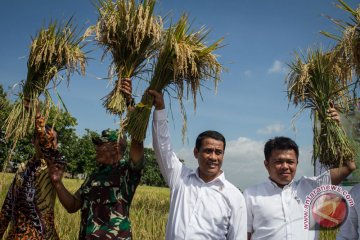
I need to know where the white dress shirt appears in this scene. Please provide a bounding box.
[243,172,331,240]
[336,183,360,240]
[152,109,247,240]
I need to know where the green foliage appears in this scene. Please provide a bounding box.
[65,129,98,177]
[141,148,167,187]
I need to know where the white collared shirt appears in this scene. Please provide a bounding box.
[243,172,331,240]
[336,183,360,240]
[152,109,247,240]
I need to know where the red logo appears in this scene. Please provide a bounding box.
[311,192,348,228]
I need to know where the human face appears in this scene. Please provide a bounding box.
[264,149,298,188]
[194,137,224,183]
[95,142,123,165]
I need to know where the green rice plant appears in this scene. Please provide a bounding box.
[0,173,14,197]
[130,185,169,239]
[55,178,82,240]
[287,47,355,167]
[127,14,223,141]
[2,19,87,170]
[90,0,162,118]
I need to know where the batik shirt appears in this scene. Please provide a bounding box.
[76,158,143,240]
[0,157,59,240]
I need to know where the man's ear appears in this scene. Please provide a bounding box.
[193,148,198,159]
[264,160,269,170]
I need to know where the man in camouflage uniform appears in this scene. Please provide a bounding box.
[48,78,144,239]
[0,114,65,239]
[49,130,144,239]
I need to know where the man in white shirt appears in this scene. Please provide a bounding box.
[336,183,360,240]
[149,89,247,240]
[244,108,356,240]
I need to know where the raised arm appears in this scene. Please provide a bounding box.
[119,77,144,165]
[48,163,82,213]
[149,89,183,188]
[330,159,356,185]
[129,139,144,166]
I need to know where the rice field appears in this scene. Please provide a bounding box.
[0,173,169,240]
[0,173,338,239]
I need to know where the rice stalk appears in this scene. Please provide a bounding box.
[90,0,162,116]
[287,47,355,167]
[2,19,87,169]
[320,0,360,77]
[127,14,223,141]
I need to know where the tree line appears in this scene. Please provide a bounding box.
[0,84,167,187]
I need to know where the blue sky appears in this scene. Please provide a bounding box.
[0,0,356,189]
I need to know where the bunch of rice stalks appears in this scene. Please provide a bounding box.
[127,14,223,142]
[287,47,354,167]
[321,0,360,77]
[2,19,87,168]
[90,0,162,115]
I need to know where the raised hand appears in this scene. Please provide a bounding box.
[148,89,165,110]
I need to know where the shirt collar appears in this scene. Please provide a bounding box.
[267,177,295,190]
[192,168,226,186]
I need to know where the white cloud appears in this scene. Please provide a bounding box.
[268,60,287,74]
[244,70,252,77]
[257,123,285,135]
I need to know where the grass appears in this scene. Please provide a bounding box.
[0,172,338,239]
[0,173,169,240]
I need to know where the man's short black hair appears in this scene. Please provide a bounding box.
[264,136,299,161]
[195,130,226,151]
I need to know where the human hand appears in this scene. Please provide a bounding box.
[326,107,340,124]
[148,89,165,110]
[48,162,65,185]
[119,78,133,103]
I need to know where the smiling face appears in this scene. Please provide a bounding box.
[194,137,225,183]
[264,149,298,188]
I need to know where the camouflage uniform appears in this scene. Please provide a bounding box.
[76,158,143,240]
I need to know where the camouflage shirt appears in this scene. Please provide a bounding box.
[0,157,59,240]
[76,158,143,240]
